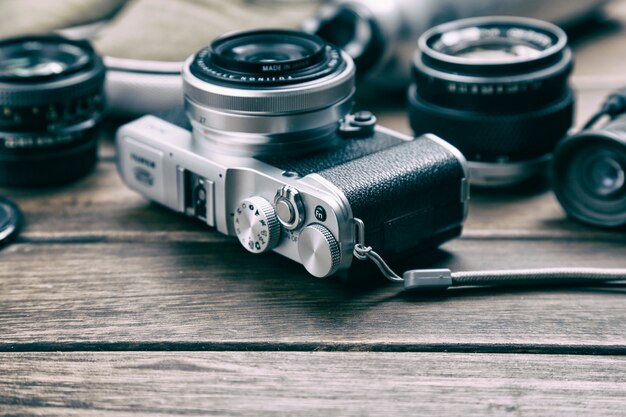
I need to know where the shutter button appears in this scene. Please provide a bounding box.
[274,185,304,230]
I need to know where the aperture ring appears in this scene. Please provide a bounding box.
[413,47,573,112]
[0,91,105,130]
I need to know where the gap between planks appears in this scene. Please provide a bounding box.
[1,341,626,355]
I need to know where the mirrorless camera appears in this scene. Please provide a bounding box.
[116,29,469,278]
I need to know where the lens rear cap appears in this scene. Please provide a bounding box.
[0,196,22,247]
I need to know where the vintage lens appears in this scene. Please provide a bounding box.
[553,114,626,228]
[0,35,106,187]
[408,17,574,187]
[183,29,355,156]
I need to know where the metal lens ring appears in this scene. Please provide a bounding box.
[0,34,106,187]
[191,29,345,86]
[554,130,626,228]
[409,17,574,186]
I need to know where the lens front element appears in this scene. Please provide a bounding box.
[191,29,344,86]
[584,155,625,197]
[0,41,89,80]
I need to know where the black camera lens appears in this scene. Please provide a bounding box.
[0,196,21,247]
[0,35,106,187]
[408,17,574,187]
[190,29,345,86]
[553,115,626,228]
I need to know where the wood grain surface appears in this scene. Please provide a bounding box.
[1,352,625,417]
[2,3,626,416]
[1,239,624,350]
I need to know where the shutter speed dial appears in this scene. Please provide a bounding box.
[234,196,280,254]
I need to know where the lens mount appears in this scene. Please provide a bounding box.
[183,29,355,156]
[553,127,626,228]
[409,16,574,186]
[0,34,105,187]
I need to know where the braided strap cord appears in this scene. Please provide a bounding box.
[451,268,626,287]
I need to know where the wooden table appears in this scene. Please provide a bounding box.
[2,5,626,416]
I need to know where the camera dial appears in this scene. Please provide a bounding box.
[234,196,281,254]
[298,223,341,278]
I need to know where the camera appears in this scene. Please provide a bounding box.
[0,35,106,187]
[408,17,574,187]
[116,29,469,278]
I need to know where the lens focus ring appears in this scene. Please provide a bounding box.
[409,85,574,161]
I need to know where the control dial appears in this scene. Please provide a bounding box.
[298,224,341,278]
[234,196,281,254]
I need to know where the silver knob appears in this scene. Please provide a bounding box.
[298,224,341,278]
[234,196,280,254]
[274,185,304,230]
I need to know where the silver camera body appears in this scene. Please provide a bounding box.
[116,30,470,279]
[117,113,469,278]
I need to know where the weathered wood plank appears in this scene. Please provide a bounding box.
[0,352,624,417]
[1,239,624,349]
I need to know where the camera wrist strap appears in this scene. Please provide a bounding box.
[352,219,626,292]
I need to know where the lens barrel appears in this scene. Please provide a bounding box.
[408,17,574,187]
[553,114,626,228]
[0,35,106,187]
[183,29,355,157]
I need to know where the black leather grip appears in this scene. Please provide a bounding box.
[262,129,467,260]
[319,134,466,258]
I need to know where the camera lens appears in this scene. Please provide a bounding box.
[0,35,106,187]
[183,29,355,156]
[408,17,574,187]
[553,115,626,228]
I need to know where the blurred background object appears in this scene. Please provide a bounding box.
[0,0,127,38]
